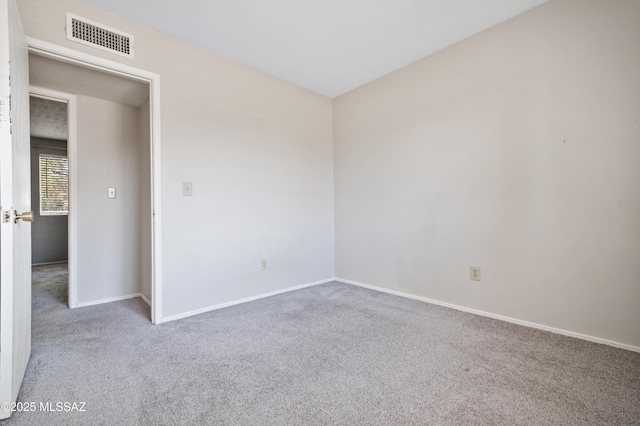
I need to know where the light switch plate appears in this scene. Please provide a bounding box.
[108,187,116,199]
[182,182,193,196]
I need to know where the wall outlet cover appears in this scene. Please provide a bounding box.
[470,266,481,281]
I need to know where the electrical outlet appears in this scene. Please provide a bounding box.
[108,187,116,199]
[470,266,481,281]
[260,258,268,271]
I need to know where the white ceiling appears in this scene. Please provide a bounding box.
[78,0,548,98]
[30,96,68,141]
[29,53,149,107]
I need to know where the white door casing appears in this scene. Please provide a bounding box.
[0,0,32,418]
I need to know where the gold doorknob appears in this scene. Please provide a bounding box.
[14,211,34,223]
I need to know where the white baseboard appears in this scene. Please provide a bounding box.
[32,260,68,266]
[140,294,151,306]
[163,278,334,323]
[336,277,640,353]
[77,293,143,308]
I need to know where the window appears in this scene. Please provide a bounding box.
[39,154,69,215]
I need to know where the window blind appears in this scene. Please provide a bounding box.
[39,155,69,215]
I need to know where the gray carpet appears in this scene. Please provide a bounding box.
[4,263,640,425]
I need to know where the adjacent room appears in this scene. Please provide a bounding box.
[29,96,69,268]
[1,0,638,423]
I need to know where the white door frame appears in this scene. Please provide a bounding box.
[27,37,163,324]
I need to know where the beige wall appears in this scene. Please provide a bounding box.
[17,0,639,347]
[76,95,142,304]
[17,0,335,318]
[334,0,640,347]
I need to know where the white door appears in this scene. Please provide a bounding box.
[0,0,32,419]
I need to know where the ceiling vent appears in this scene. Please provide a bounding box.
[66,13,134,58]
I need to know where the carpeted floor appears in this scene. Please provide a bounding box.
[4,263,640,425]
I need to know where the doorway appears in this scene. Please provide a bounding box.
[29,95,69,306]
[29,77,152,321]
[27,39,163,324]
